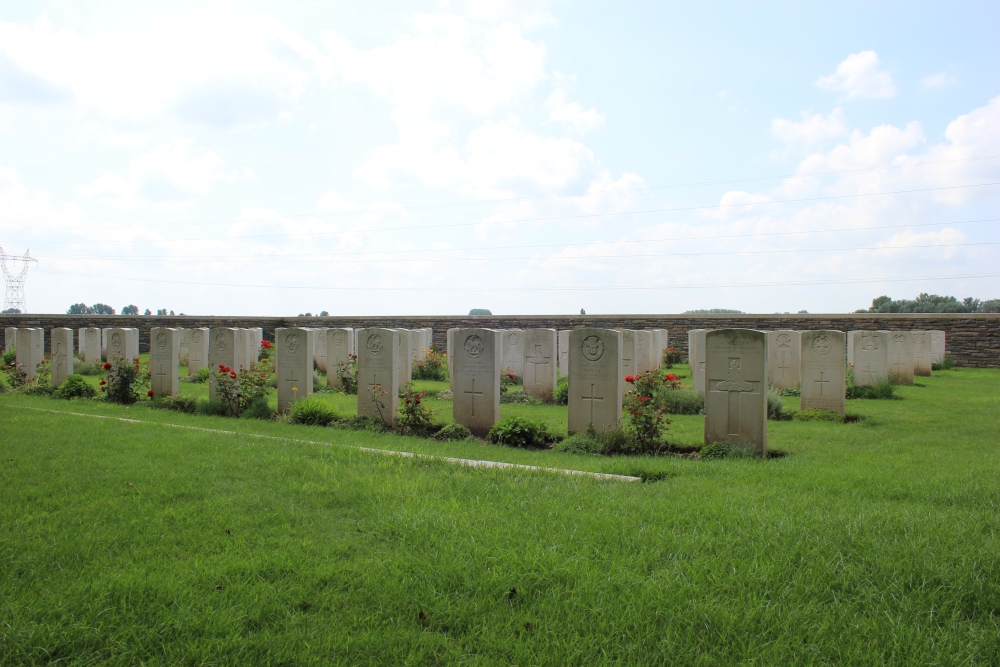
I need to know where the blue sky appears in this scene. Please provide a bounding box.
[1,0,998,315]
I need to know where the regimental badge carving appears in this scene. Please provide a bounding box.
[581,335,605,361]
[862,334,878,351]
[110,332,121,348]
[509,332,520,346]
[155,332,167,349]
[215,333,228,352]
[286,333,299,354]
[464,335,485,358]
[366,333,383,356]
[317,331,326,343]
[776,333,792,349]
[812,334,832,356]
[332,331,343,346]
[192,331,201,343]
[87,330,96,341]
[718,358,752,391]
[892,333,906,344]
[930,332,941,342]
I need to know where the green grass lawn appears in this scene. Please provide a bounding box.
[1,364,999,664]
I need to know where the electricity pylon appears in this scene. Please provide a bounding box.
[0,247,38,313]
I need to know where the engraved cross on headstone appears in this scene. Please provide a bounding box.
[285,368,299,395]
[859,362,874,384]
[525,344,550,386]
[709,357,760,436]
[154,362,169,392]
[464,378,484,417]
[581,383,604,425]
[891,356,905,376]
[814,371,830,397]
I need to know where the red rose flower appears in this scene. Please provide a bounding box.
[639,396,650,402]
[147,390,154,397]
[666,374,678,381]
[625,375,635,383]
[103,362,111,370]
[669,347,674,352]
[99,380,106,385]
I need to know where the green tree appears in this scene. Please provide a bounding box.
[121,304,139,315]
[67,303,89,314]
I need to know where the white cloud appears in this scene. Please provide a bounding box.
[545,76,604,133]
[817,51,897,100]
[771,108,849,149]
[0,165,85,234]
[76,139,250,208]
[921,72,956,89]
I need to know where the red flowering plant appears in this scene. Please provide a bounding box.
[500,368,519,394]
[259,338,274,363]
[212,363,272,417]
[623,372,674,452]
[662,346,682,369]
[398,382,433,434]
[334,353,359,394]
[412,348,447,381]
[101,355,148,404]
[2,361,29,390]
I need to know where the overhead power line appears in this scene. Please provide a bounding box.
[9,182,1000,246]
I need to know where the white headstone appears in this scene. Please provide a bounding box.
[886,331,914,385]
[501,330,524,377]
[50,328,73,387]
[276,327,314,412]
[446,327,459,388]
[101,328,110,359]
[846,330,861,366]
[106,327,129,363]
[558,330,570,378]
[929,330,946,366]
[766,330,801,390]
[325,328,355,388]
[4,327,15,352]
[208,328,238,401]
[187,328,209,375]
[568,328,624,434]
[125,328,139,360]
[357,328,400,425]
[621,330,637,393]
[77,328,85,354]
[522,329,557,401]
[634,330,654,374]
[392,329,412,389]
[800,330,845,415]
[851,331,889,387]
[911,331,932,376]
[649,330,662,369]
[688,329,707,393]
[314,328,329,372]
[150,327,180,397]
[16,328,43,378]
[705,329,767,456]
[83,327,102,363]
[233,329,248,372]
[452,328,501,437]
[177,328,189,365]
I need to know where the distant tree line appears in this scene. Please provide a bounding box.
[858,294,1000,314]
[683,308,745,314]
[66,303,183,316]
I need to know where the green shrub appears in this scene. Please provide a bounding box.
[196,399,230,416]
[555,425,637,456]
[435,422,473,441]
[499,390,541,405]
[412,349,447,381]
[794,408,844,422]
[553,376,569,405]
[700,441,756,460]
[0,347,15,366]
[658,387,704,415]
[74,360,103,376]
[487,416,551,448]
[181,367,210,384]
[152,395,198,414]
[242,397,276,420]
[289,398,338,426]
[779,383,801,397]
[554,432,605,456]
[767,386,793,421]
[53,374,97,400]
[846,374,898,400]
[333,415,392,434]
[931,356,955,371]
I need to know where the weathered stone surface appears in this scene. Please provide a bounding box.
[126,329,139,360]
[800,330,845,415]
[276,327,314,412]
[150,327,180,397]
[621,330,637,393]
[846,330,861,365]
[447,327,458,387]
[50,328,73,387]
[452,328,501,437]
[4,327,15,352]
[357,328,400,425]
[501,330,524,376]
[705,329,767,456]
[522,329,557,401]
[851,331,889,387]
[208,328,238,401]
[688,329,707,392]
[568,328,623,434]
[392,329,412,389]
[558,330,570,379]
[326,328,355,388]
[16,328,43,378]
[634,330,654,374]
[886,331,914,385]
[911,331,932,376]
[929,330,946,365]
[766,330,801,390]
[106,327,130,362]
[83,327,101,363]
[187,328,209,375]
[313,329,328,372]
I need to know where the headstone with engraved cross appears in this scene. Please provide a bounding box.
[688,329,707,392]
[621,330,637,394]
[357,328,400,426]
[568,328,624,434]
[800,330,845,415]
[150,327,180,398]
[911,331,932,376]
[558,330,570,378]
[766,330,801,390]
[929,330,946,366]
[187,328,209,375]
[16,328,44,379]
[452,328,501,436]
[885,330,914,385]
[850,331,889,387]
[501,330,525,377]
[50,328,74,388]
[326,328,355,388]
[83,327,102,363]
[522,329,557,401]
[705,329,767,456]
[4,327,15,352]
[106,327,129,363]
[275,327,314,412]
[207,328,238,401]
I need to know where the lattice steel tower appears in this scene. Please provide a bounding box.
[0,247,38,313]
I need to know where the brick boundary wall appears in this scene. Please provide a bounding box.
[2,313,998,368]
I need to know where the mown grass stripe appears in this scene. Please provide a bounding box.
[7,404,642,483]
